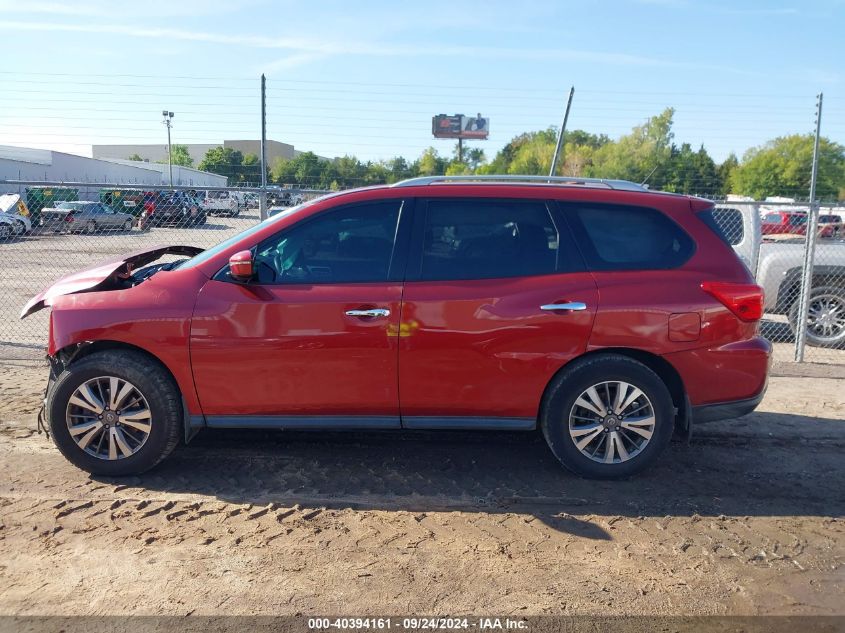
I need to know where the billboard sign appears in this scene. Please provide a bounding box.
[432,114,489,140]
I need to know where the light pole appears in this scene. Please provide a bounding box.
[162,110,174,187]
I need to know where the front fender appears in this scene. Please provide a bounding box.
[49,267,207,415]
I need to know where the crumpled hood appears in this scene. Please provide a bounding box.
[20,244,204,319]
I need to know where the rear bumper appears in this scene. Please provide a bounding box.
[665,335,771,413]
[691,384,767,423]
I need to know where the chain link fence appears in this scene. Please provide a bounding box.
[711,200,844,365]
[1,182,843,367]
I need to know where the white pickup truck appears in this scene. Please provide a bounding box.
[713,204,845,348]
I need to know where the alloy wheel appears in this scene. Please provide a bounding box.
[568,381,655,464]
[806,293,845,344]
[65,376,152,460]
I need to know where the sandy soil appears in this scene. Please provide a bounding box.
[0,361,842,617]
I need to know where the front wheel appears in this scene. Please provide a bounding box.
[46,350,183,476]
[122,219,133,231]
[540,354,675,479]
[788,286,845,348]
[85,221,97,234]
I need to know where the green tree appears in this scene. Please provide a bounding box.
[587,108,675,186]
[198,147,244,183]
[717,154,739,197]
[730,134,845,200]
[416,147,447,176]
[127,153,145,161]
[170,144,193,167]
[239,153,261,184]
[662,143,721,195]
[270,156,294,184]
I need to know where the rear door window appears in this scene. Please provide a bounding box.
[417,199,580,281]
[562,203,694,271]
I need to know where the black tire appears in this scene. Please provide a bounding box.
[788,285,845,348]
[85,221,97,234]
[123,219,133,231]
[0,224,11,240]
[46,350,183,476]
[540,354,675,479]
[13,220,27,235]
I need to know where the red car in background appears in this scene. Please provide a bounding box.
[21,176,770,480]
[762,210,840,238]
[761,210,808,235]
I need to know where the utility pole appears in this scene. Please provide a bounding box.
[259,74,268,221]
[794,92,824,362]
[162,110,174,187]
[457,138,463,163]
[549,87,575,178]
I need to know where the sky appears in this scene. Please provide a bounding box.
[0,0,843,165]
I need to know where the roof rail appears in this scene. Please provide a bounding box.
[391,174,648,192]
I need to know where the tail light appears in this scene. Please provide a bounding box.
[701,282,764,322]
[64,213,75,223]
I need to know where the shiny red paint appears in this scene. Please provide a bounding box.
[29,183,771,425]
[228,249,254,280]
[190,280,402,416]
[398,273,599,418]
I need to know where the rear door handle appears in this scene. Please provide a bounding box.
[345,308,391,318]
[540,302,587,312]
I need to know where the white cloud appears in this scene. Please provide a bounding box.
[0,19,756,76]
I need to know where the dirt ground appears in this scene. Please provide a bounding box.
[0,361,842,617]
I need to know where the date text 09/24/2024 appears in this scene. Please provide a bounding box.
[308,618,529,630]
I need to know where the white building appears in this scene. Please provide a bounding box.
[0,145,227,196]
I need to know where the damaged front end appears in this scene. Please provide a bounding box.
[20,245,204,319]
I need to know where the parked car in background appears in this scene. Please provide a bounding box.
[244,193,259,209]
[0,214,15,239]
[761,210,807,236]
[0,193,33,236]
[201,190,239,217]
[39,201,135,234]
[138,191,206,229]
[817,214,842,238]
[22,175,770,479]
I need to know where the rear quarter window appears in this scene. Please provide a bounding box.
[563,203,694,271]
[700,207,744,246]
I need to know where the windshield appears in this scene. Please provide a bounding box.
[176,200,316,270]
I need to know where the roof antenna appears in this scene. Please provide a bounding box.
[641,165,658,188]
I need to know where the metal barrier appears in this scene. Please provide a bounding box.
[1,183,843,367]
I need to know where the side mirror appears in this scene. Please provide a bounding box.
[229,250,254,282]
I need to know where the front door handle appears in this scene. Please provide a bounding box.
[540,302,587,312]
[345,308,391,318]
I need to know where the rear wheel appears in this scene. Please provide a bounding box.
[122,219,133,231]
[85,220,97,234]
[788,286,845,348]
[540,354,675,479]
[47,350,182,476]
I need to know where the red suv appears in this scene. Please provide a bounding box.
[22,176,770,479]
